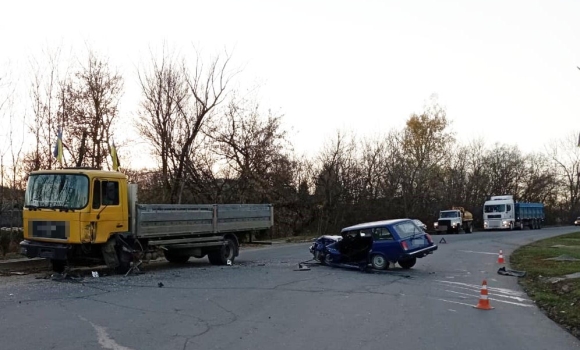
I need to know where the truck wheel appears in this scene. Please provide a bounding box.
[466,223,473,234]
[519,222,524,230]
[398,257,417,269]
[163,251,190,264]
[371,254,387,270]
[208,238,236,265]
[51,260,66,273]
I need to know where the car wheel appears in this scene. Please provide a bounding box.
[371,254,387,270]
[398,257,417,269]
[324,253,333,265]
[314,250,322,262]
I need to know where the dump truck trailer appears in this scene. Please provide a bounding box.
[19,168,274,273]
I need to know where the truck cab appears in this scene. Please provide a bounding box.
[433,207,473,234]
[20,169,130,270]
[483,195,515,230]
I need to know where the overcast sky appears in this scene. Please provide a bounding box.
[1,0,579,169]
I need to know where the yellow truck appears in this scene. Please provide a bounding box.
[433,206,473,234]
[19,168,274,273]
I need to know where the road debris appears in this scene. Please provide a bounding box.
[497,267,526,277]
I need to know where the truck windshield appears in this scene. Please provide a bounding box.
[440,211,459,218]
[24,174,89,210]
[484,204,505,213]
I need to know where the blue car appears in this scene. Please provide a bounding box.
[309,218,437,270]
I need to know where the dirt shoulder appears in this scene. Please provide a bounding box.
[511,231,580,339]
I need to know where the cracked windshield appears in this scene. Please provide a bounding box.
[24,174,89,209]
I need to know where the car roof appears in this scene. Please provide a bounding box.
[341,218,410,232]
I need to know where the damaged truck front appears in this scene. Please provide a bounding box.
[19,168,274,273]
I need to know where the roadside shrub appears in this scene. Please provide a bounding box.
[0,227,24,256]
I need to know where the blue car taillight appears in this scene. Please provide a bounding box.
[401,241,409,251]
[425,233,433,244]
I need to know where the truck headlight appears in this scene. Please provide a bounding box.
[434,222,438,228]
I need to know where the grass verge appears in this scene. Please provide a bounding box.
[511,231,580,339]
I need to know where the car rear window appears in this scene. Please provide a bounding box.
[392,221,424,239]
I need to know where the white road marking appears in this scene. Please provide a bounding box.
[436,281,526,297]
[430,298,475,307]
[459,250,499,255]
[437,284,531,302]
[79,316,134,350]
[443,290,533,307]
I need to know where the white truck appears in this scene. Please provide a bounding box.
[483,195,544,230]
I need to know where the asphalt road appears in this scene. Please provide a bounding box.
[1,226,579,350]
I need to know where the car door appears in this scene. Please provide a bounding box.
[370,227,400,260]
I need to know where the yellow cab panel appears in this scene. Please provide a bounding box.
[88,175,128,243]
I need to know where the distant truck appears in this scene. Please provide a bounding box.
[19,168,274,273]
[483,195,544,230]
[434,206,473,234]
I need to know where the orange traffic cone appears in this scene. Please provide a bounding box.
[474,280,494,310]
[498,250,505,264]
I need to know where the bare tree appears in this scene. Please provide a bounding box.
[24,46,69,172]
[0,66,25,241]
[483,143,526,198]
[169,49,238,203]
[61,50,124,168]
[137,47,238,203]
[137,46,188,202]
[209,97,290,203]
[548,132,580,220]
[312,131,361,233]
[0,68,14,224]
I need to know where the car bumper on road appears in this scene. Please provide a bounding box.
[405,245,438,258]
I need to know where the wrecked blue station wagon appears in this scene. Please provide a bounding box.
[309,218,438,271]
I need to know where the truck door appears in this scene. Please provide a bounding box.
[90,179,127,243]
